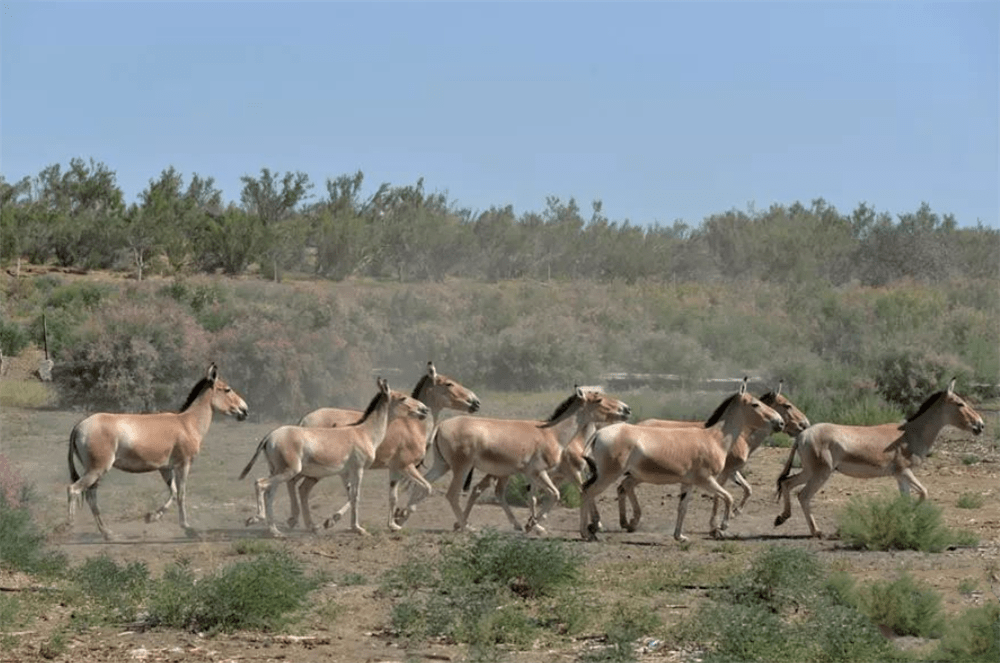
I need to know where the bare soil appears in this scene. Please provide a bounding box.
[1,404,998,663]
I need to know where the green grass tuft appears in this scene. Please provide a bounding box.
[837,492,966,552]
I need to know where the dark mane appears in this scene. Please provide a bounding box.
[545,393,580,423]
[703,393,738,428]
[353,390,388,425]
[759,391,777,406]
[411,373,432,400]
[180,377,213,412]
[902,390,946,426]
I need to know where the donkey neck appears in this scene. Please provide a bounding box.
[709,410,755,456]
[355,396,392,452]
[179,386,216,439]
[897,408,950,459]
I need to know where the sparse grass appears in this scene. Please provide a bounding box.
[0,379,57,409]
[957,578,979,596]
[0,479,66,576]
[581,600,663,663]
[961,454,982,466]
[957,492,985,509]
[668,545,894,663]
[73,555,150,623]
[147,551,319,633]
[230,538,277,555]
[837,492,975,552]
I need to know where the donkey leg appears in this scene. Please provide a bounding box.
[286,476,303,529]
[703,477,734,538]
[393,463,434,526]
[296,476,320,532]
[173,462,199,537]
[83,485,118,541]
[897,468,928,502]
[459,474,496,531]
[525,471,560,533]
[774,469,809,527]
[673,486,694,543]
[387,470,405,531]
[579,471,621,541]
[732,470,752,514]
[68,466,105,531]
[796,470,832,538]
[146,468,177,523]
[344,468,369,536]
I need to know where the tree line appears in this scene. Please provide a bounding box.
[2,158,997,285]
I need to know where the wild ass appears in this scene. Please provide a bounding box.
[240,378,429,537]
[619,383,810,532]
[294,362,480,531]
[400,387,631,532]
[580,381,784,542]
[774,379,984,538]
[66,363,249,541]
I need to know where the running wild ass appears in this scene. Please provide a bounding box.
[774,378,984,538]
[580,380,784,542]
[294,362,480,531]
[67,363,249,540]
[240,378,429,537]
[400,387,631,532]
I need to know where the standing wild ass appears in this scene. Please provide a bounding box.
[294,362,480,531]
[400,387,631,532]
[774,378,984,538]
[240,378,429,537]
[67,363,249,540]
[619,382,810,532]
[580,380,784,542]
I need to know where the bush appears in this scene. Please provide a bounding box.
[861,572,945,638]
[874,347,971,410]
[147,551,318,633]
[0,459,66,576]
[74,555,150,623]
[837,492,969,552]
[671,545,893,663]
[936,602,1000,662]
[0,318,30,356]
[957,492,985,509]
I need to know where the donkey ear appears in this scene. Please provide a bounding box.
[575,385,585,399]
[739,376,748,395]
[426,361,437,379]
[947,377,956,394]
[775,379,784,397]
[378,377,389,394]
[207,363,218,381]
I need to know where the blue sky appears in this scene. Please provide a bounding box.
[2,1,997,228]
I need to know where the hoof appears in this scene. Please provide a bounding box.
[245,516,261,527]
[388,521,402,532]
[286,518,299,529]
[144,512,161,524]
[269,528,286,539]
[353,526,370,536]
[624,521,638,533]
[774,514,788,527]
[674,534,690,544]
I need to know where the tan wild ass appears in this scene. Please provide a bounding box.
[240,378,429,537]
[67,363,249,541]
[400,387,631,532]
[293,362,480,531]
[580,381,784,542]
[619,383,810,532]
[774,378,984,538]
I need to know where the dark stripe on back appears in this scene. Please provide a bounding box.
[546,393,580,423]
[354,390,388,425]
[903,390,946,424]
[703,393,738,428]
[411,374,432,400]
[180,377,213,412]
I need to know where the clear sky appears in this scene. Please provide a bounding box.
[2,1,997,228]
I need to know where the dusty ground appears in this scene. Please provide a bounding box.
[1,404,998,662]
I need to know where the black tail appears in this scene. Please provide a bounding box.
[774,439,799,500]
[68,426,81,483]
[582,456,598,491]
[463,469,474,492]
[239,434,270,480]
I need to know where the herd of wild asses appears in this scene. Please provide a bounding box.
[65,362,985,543]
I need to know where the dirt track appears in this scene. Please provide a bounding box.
[2,406,998,662]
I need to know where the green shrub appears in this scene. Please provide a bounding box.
[671,545,893,663]
[838,492,961,552]
[874,347,971,410]
[439,529,581,599]
[0,379,57,409]
[957,492,985,509]
[582,600,663,663]
[147,551,318,633]
[0,463,66,576]
[861,572,945,638]
[935,602,1000,662]
[74,555,150,622]
[0,318,30,356]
